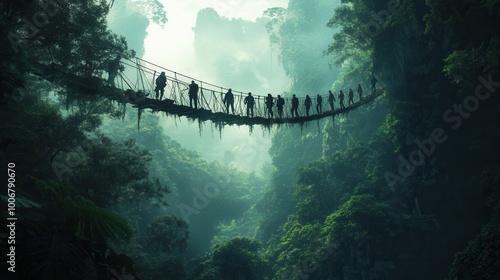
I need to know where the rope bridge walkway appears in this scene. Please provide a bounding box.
[34,57,384,128]
[114,58,385,127]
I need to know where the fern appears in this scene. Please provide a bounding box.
[63,196,133,244]
[33,178,133,245]
[0,194,41,208]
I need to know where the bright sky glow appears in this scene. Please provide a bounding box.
[143,0,289,85]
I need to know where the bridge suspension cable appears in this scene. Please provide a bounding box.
[111,57,385,126]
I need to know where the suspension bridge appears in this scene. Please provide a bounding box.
[35,57,385,128]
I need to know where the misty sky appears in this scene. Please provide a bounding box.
[108,0,291,174]
[143,0,289,90]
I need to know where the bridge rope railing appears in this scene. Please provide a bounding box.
[114,57,382,122]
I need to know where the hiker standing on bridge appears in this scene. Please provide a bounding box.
[291,94,299,117]
[155,72,167,100]
[266,94,274,118]
[339,90,345,109]
[188,80,199,109]
[316,94,323,114]
[357,84,363,100]
[276,95,285,118]
[348,89,354,106]
[244,92,255,117]
[371,75,378,92]
[304,95,312,116]
[328,90,336,111]
[223,88,235,114]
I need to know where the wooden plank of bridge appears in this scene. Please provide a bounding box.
[126,88,384,126]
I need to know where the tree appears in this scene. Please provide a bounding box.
[211,237,265,280]
[131,0,168,27]
[425,0,500,85]
[65,134,168,207]
[146,215,189,254]
[20,0,135,77]
[271,220,328,280]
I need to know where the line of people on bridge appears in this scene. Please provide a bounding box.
[239,76,377,118]
[154,72,379,119]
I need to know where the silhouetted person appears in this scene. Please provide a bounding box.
[107,55,121,87]
[371,75,378,92]
[357,84,363,100]
[291,94,299,117]
[155,72,166,100]
[348,89,354,106]
[328,90,336,111]
[304,95,312,116]
[339,90,345,109]
[276,95,285,118]
[188,80,199,109]
[223,88,235,114]
[316,94,323,114]
[266,93,274,118]
[244,92,255,117]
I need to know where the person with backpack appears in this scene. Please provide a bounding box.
[348,88,354,106]
[223,88,235,114]
[339,90,345,109]
[328,90,336,111]
[188,80,199,109]
[276,95,285,118]
[244,92,255,117]
[357,84,363,101]
[155,72,167,100]
[316,94,323,114]
[265,93,274,118]
[291,94,299,117]
[304,95,312,116]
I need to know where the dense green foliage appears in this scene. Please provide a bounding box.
[192,237,266,280]
[257,0,500,279]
